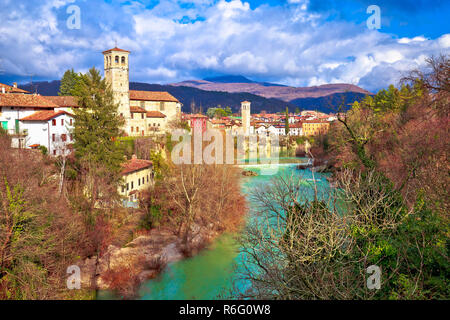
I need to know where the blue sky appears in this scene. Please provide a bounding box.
[0,0,449,92]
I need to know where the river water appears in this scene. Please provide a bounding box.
[135,158,331,300]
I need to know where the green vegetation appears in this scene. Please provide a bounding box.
[58,68,82,96]
[206,106,232,118]
[235,55,449,300]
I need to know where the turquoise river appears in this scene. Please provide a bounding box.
[137,158,330,300]
[99,158,331,299]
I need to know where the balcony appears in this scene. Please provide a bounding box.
[7,128,28,137]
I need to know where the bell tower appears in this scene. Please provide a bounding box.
[103,47,130,120]
[241,101,251,135]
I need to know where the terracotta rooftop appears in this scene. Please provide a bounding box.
[129,90,179,102]
[45,96,79,108]
[0,93,58,108]
[146,111,167,118]
[20,110,73,122]
[190,113,208,118]
[121,157,152,175]
[0,83,29,94]
[102,47,130,54]
[130,106,147,113]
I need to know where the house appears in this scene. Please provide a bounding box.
[0,82,29,94]
[0,93,60,149]
[302,120,330,136]
[189,114,208,133]
[288,122,303,136]
[19,110,74,156]
[120,155,153,204]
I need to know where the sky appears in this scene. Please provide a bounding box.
[0,0,449,92]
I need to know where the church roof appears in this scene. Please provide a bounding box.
[45,96,79,108]
[129,90,179,102]
[146,111,167,118]
[130,106,146,113]
[102,47,130,54]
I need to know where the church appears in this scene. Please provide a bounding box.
[102,47,182,136]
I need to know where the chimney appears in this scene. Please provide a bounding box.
[13,82,17,88]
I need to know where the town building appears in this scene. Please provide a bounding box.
[120,155,153,204]
[241,101,251,135]
[102,47,182,136]
[19,110,74,156]
[302,120,330,136]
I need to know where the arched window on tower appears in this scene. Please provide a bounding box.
[115,56,119,63]
[121,56,126,65]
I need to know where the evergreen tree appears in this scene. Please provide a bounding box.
[58,69,81,96]
[72,68,125,184]
[285,107,290,135]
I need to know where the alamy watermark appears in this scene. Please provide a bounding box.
[66,265,81,290]
[367,5,381,30]
[170,128,280,175]
[366,265,381,290]
[66,0,81,30]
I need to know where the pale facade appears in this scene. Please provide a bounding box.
[120,156,154,203]
[241,101,251,135]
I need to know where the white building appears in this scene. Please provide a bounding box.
[19,110,74,156]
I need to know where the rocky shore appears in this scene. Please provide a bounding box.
[77,223,219,299]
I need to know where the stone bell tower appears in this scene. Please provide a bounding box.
[103,47,130,120]
[241,100,251,135]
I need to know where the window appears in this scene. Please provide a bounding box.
[61,134,67,142]
[53,150,56,156]
[121,56,126,64]
[115,56,119,63]
[141,113,144,119]
[52,119,56,126]
[121,186,125,193]
[52,134,56,142]
[126,183,129,191]
[131,181,134,189]
[160,102,165,111]
[131,113,134,119]
[61,119,64,126]
[70,134,73,142]
[147,175,149,183]
[69,119,73,126]
[131,127,134,132]
[138,179,140,186]
[136,127,139,132]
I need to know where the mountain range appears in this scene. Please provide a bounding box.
[18,75,372,114]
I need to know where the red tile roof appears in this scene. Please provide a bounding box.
[190,113,208,118]
[0,83,29,94]
[146,111,167,118]
[121,157,152,175]
[130,105,147,113]
[102,47,130,54]
[45,96,79,108]
[0,93,58,108]
[20,110,73,121]
[129,90,179,102]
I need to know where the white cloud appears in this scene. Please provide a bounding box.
[0,0,448,92]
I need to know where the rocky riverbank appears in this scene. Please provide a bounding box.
[77,223,220,299]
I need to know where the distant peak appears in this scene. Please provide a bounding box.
[203,75,254,83]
